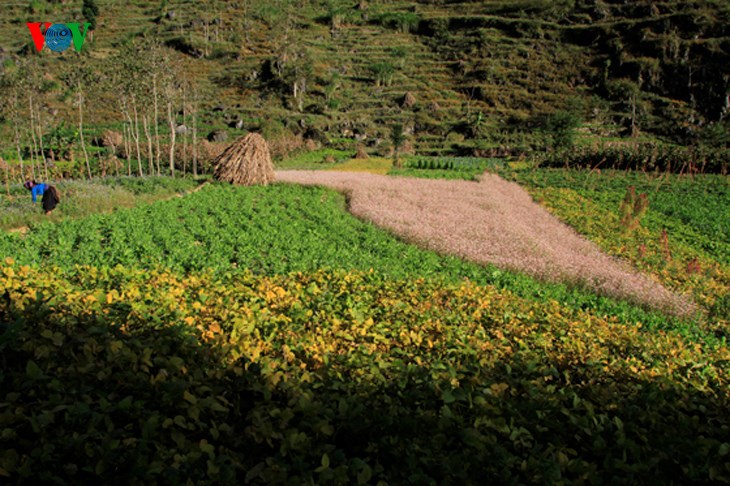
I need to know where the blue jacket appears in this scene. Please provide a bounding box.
[31,183,47,203]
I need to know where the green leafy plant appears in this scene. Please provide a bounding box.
[542,110,580,151]
[369,62,395,87]
[0,182,709,333]
[1,260,728,484]
[82,0,99,31]
[374,12,421,33]
[390,123,405,167]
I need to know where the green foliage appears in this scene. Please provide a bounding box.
[504,168,730,328]
[422,17,451,45]
[253,3,287,27]
[1,261,728,484]
[369,62,395,87]
[276,149,353,169]
[0,0,727,159]
[389,123,404,166]
[97,176,200,196]
[389,167,482,181]
[373,12,421,33]
[402,156,501,177]
[698,121,730,148]
[82,0,99,30]
[324,0,363,29]
[537,143,729,174]
[541,110,580,150]
[0,183,709,334]
[618,186,649,232]
[388,46,407,59]
[0,177,199,231]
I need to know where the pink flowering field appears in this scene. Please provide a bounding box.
[276,170,696,316]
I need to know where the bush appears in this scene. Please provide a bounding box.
[541,110,581,150]
[373,12,421,33]
[369,62,396,87]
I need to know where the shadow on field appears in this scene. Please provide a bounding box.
[1,295,728,485]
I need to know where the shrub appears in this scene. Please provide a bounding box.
[369,62,396,87]
[542,110,581,150]
[374,12,421,33]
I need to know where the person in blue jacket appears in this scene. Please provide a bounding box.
[24,180,60,214]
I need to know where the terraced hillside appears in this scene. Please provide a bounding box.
[0,0,728,168]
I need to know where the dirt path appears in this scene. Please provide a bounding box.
[276,170,696,316]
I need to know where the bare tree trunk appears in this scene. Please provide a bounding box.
[153,77,161,175]
[108,138,120,176]
[204,17,210,57]
[124,124,132,176]
[11,92,25,182]
[143,115,155,176]
[215,9,220,42]
[13,124,25,182]
[192,102,198,177]
[1,158,9,196]
[182,94,188,176]
[167,100,176,177]
[133,102,143,176]
[28,95,39,180]
[36,102,48,180]
[78,81,92,180]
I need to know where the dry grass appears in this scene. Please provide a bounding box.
[276,170,697,316]
[214,133,275,186]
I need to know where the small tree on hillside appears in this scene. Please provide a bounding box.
[390,123,405,168]
[82,0,99,31]
[543,110,580,151]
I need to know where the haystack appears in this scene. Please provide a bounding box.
[355,144,369,159]
[213,133,275,186]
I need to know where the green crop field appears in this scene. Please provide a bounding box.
[2,260,728,484]
[1,0,729,483]
[0,176,200,231]
[0,182,695,332]
[504,169,730,327]
[1,170,729,484]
